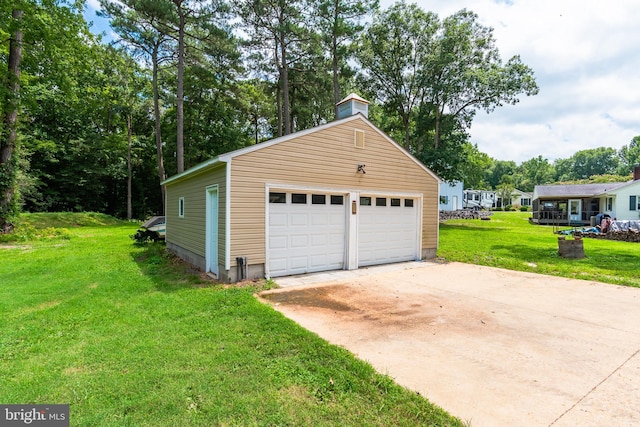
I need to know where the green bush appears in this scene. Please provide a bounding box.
[0,222,71,242]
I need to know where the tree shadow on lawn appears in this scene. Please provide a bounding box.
[130,242,220,292]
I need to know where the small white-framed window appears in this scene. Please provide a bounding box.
[630,195,639,211]
[439,196,449,204]
[606,197,613,212]
[178,197,185,218]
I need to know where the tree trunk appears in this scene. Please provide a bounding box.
[276,81,283,137]
[332,1,340,118]
[332,47,340,119]
[152,48,166,214]
[126,113,133,220]
[0,9,23,233]
[175,0,185,173]
[279,38,291,135]
[434,106,442,149]
[402,112,410,150]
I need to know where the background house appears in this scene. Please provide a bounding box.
[162,94,441,282]
[532,167,640,225]
[439,181,463,211]
[496,189,533,209]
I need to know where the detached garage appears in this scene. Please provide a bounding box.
[162,94,441,282]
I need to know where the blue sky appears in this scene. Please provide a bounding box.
[380,0,640,163]
[83,0,113,41]
[84,0,640,164]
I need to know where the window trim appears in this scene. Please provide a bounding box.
[178,197,185,218]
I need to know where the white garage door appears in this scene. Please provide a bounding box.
[358,196,419,267]
[268,191,347,277]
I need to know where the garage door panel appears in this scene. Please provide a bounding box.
[310,234,327,246]
[290,235,309,248]
[311,213,330,226]
[270,213,288,226]
[269,258,287,273]
[310,254,328,268]
[290,214,308,226]
[268,192,346,277]
[358,198,419,267]
[269,236,288,250]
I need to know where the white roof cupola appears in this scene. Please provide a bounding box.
[336,93,369,119]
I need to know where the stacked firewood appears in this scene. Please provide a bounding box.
[574,229,640,243]
[439,210,493,222]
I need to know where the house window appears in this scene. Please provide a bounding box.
[376,197,386,206]
[440,196,449,204]
[390,198,401,207]
[521,198,531,206]
[269,192,286,203]
[330,195,344,205]
[312,194,326,204]
[606,197,613,211]
[404,199,414,207]
[292,193,307,204]
[631,195,638,211]
[178,197,185,218]
[360,197,371,206]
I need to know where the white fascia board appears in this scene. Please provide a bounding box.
[161,157,221,186]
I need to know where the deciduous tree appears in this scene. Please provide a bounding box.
[357,1,438,149]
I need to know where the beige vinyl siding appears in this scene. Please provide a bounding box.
[165,164,226,263]
[229,117,438,266]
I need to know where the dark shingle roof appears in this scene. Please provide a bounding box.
[534,182,629,198]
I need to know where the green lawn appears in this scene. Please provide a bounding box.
[0,214,461,426]
[439,211,640,288]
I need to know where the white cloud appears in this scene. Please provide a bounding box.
[380,0,640,163]
[86,0,101,11]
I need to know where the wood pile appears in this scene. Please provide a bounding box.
[574,229,640,243]
[439,209,493,222]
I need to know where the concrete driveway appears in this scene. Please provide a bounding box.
[258,262,640,426]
